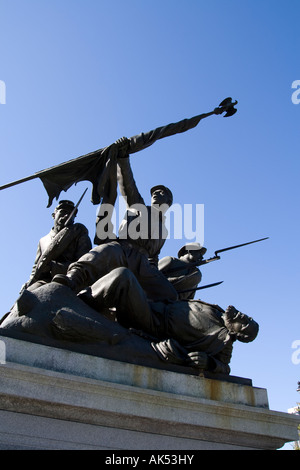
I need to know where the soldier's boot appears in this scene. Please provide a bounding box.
[52,268,86,294]
[77,287,99,310]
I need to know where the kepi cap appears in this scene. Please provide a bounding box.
[54,200,77,215]
[150,185,173,206]
[178,242,207,258]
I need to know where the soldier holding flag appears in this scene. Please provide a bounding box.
[52,149,179,302]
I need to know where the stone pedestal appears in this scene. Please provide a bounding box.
[0,335,299,450]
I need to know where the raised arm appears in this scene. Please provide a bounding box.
[117,156,145,207]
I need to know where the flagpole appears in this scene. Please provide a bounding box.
[0,173,39,191]
[0,110,215,192]
[0,98,238,194]
[0,147,105,191]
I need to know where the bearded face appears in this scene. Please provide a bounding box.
[223,305,259,343]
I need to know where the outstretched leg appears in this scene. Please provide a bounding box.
[53,241,127,293]
[79,267,158,333]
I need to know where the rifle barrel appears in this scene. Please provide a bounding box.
[64,187,88,226]
[215,237,269,256]
[178,281,223,294]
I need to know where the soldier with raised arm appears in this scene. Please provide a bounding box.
[53,143,178,301]
[117,139,172,266]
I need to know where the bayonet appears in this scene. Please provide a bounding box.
[178,281,223,294]
[167,237,268,296]
[160,237,269,275]
[200,237,269,265]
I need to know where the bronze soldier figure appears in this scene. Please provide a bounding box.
[158,242,207,299]
[23,200,92,291]
[78,267,259,374]
[53,150,178,301]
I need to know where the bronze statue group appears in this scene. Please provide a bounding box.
[0,100,259,375]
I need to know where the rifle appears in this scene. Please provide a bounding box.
[169,237,269,297]
[160,237,269,276]
[178,281,223,294]
[199,237,269,265]
[63,187,88,226]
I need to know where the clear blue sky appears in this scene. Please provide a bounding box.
[0,0,299,444]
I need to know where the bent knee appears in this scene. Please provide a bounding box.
[110,267,135,282]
